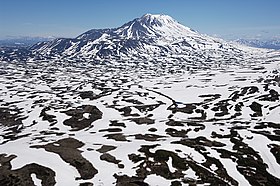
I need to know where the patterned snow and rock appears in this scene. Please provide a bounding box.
[0,49,280,185]
[1,14,280,186]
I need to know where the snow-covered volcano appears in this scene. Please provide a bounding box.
[30,14,258,61]
[1,14,280,186]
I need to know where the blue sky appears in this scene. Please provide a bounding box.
[0,0,280,40]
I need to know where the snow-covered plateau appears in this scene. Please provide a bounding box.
[1,14,280,186]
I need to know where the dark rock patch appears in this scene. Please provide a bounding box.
[185,160,235,185]
[189,109,207,120]
[234,78,247,82]
[79,91,96,100]
[254,122,280,130]
[0,154,56,186]
[165,128,191,137]
[203,155,238,185]
[128,145,188,181]
[171,180,182,186]
[166,119,184,126]
[128,154,146,163]
[211,100,230,117]
[33,98,49,105]
[133,145,218,184]
[39,107,57,124]
[134,103,162,113]
[249,101,263,117]
[119,106,132,116]
[186,121,206,131]
[62,105,102,131]
[133,134,166,141]
[114,174,149,186]
[171,135,237,185]
[211,131,232,139]
[0,106,30,144]
[130,117,155,125]
[234,102,244,112]
[252,66,265,70]
[109,120,126,128]
[79,182,93,186]
[122,99,143,105]
[258,89,279,101]
[199,94,221,102]
[172,136,226,149]
[148,127,157,132]
[117,106,140,117]
[39,130,65,136]
[268,144,280,164]
[215,130,280,185]
[0,107,24,127]
[96,145,117,153]
[100,153,121,164]
[104,133,129,142]
[168,104,196,114]
[99,128,122,133]
[229,86,259,101]
[31,138,98,180]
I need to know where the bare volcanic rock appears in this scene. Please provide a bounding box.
[96,145,117,153]
[0,154,56,186]
[249,101,263,117]
[130,117,155,125]
[100,153,121,164]
[39,107,57,124]
[62,105,102,131]
[0,107,23,127]
[114,174,149,186]
[31,138,98,180]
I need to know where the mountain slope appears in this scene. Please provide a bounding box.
[30,14,261,62]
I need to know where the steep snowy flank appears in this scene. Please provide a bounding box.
[114,14,197,39]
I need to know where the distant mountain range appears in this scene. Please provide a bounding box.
[235,38,280,50]
[0,36,55,47]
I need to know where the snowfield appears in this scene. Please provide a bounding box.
[0,49,280,185]
[1,14,280,186]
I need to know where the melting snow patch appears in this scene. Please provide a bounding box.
[83,113,91,119]
[167,157,176,173]
[210,164,218,171]
[184,168,198,179]
[31,173,42,186]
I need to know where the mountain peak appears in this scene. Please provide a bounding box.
[141,13,174,20]
[115,13,196,39]
[138,13,177,27]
